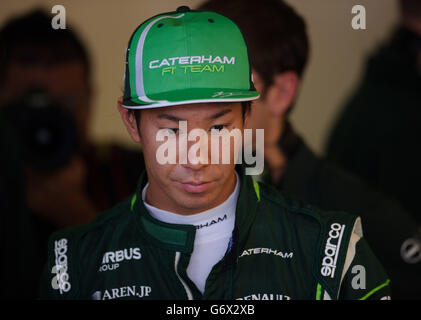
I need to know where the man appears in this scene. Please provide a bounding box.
[198,0,420,299]
[39,6,390,300]
[0,9,143,299]
[326,1,421,225]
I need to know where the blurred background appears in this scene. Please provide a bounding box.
[0,0,399,155]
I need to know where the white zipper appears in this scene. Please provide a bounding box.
[174,251,193,300]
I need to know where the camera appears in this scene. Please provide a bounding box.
[1,89,78,172]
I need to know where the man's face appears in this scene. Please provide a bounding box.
[135,102,245,215]
[0,61,91,148]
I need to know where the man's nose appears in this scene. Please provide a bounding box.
[180,131,210,170]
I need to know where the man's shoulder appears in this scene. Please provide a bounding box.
[40,197,138,299]
[258,179,358,230]
[256,179,364,299]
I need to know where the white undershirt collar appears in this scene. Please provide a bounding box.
[141,172,240,294]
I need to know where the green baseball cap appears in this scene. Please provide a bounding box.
[122,6,259,109]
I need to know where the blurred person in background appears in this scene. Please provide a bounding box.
[0,9,143,299]
[199,0,421,298]
[0,113,35,298]
[326,0,421,229]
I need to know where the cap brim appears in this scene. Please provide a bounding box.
[122,88,260,109]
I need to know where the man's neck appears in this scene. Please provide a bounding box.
[246,102,287,183]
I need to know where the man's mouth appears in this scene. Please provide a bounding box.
[179,181,213,193]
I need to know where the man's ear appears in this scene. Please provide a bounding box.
[256,71,300,117]
[251,70,265,95]
[117,96,141,143]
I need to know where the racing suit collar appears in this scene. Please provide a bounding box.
[130,165,260,257]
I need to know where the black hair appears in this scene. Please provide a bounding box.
[0,8,91,89]
[198,0,309,94]
[400,0,421,19]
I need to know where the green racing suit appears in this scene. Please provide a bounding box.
[39,166,391,300]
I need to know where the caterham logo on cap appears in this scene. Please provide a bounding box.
[149,55,236,76]
[149,55,236,69]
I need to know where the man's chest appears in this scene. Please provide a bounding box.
[77,241,315,300]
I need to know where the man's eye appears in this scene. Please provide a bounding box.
[210,124,226,131]
[164,128,179,135]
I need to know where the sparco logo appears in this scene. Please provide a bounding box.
[321,223,345,278]
[99,248,141,272]
[51,238,71,294]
